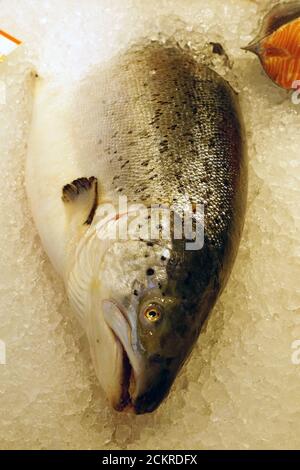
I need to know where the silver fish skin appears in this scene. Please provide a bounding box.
[65,41,248,414]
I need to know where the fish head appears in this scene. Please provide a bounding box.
[96,236,216,414]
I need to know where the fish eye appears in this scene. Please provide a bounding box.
[143,304,162,323]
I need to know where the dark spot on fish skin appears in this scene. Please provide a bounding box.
[161,256,166,261]
[133,290,139,296]
[208,137,216,148]
[184,272,192,285]
[169,257,177,266]
[139,130,150,138]
[149,354,164,364]
[121,160,130,169]
[147,242,154,247]
[146,268,155,276]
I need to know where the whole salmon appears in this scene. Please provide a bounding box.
[26,41,247,413]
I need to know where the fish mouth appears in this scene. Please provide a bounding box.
[111,334,134,413]
[102,299,143,413]
[102,299,175,414]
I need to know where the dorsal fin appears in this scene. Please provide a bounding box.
[259,2,300,39]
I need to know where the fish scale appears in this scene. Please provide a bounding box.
[98,41,245,242]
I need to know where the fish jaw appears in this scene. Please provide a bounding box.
[102,299,179,414]
[86,292,130,411]
[102,300,138,412]
[102,299,151,413]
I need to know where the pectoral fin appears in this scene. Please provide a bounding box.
[62,176,98,225]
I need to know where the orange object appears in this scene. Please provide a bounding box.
[0,29,22,62]
[243,2,300,89]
